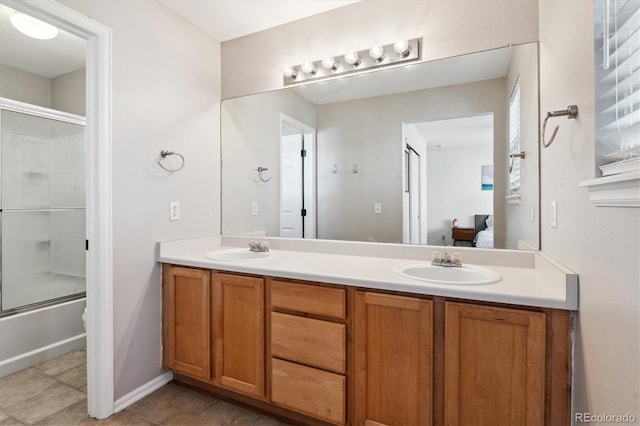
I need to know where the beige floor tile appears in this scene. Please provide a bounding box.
[0,369,57,409]
[3,383,86,425]
[55,364,87,390]
[37,399,88,426]
[126,383,215,425]
[194,400,261,425]
[35,351,86,377]
[81,411,154,425]
[0,415,25,425]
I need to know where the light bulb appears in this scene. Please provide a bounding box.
[393,39,410,57]
[10,13,58,40]
[369,46,385,61]
[283,66,297,79]
[301,61,317,75]
[321,56,338,71]
[344,51,361,66]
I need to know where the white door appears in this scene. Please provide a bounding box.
[408,146,421,244]
[280,134,303,237]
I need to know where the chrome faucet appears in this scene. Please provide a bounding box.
[248,240,269,252]
[431,252,462,267]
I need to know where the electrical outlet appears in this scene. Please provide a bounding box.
[169,201,180,221]
[551,201,557,228]
[374,203,382,214]
[251,202,258,216]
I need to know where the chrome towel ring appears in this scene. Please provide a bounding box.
[158,150,184,172]
[541,105,578,148]
[257,166,272,182]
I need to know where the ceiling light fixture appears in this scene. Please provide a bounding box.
[283,37,421,86]
[10,13,59,40]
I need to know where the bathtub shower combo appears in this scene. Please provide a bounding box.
[0,98,86,377]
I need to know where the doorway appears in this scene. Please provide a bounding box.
[279,114,316,239]
[0,0,114,419]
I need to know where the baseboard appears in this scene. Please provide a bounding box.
[113,371,174,413]
[0,333,86,378]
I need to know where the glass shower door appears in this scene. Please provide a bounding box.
[1,108,86,311]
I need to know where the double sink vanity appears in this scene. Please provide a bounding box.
[158,235,577,426]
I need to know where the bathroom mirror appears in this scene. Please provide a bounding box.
[221,42,540,250]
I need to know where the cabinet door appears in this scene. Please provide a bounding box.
[444,302,545,426]
[162,266,211,380]
[213,273,265,398]
[355,292,433,426]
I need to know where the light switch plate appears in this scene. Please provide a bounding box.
[551,201,557,228]
[169,201,180,221]
[251,202,258,216]
[374,203,382,214]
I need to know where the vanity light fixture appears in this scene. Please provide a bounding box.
[344,51,361,67]
[282,66,297,79]
[10,13,58,40]
[369,46,385,62]
[301,61,318,75]
[283,37,421,86]
[393,39,411,57]
[321,56,338,71]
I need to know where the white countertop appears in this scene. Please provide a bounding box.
[157,236,578,310]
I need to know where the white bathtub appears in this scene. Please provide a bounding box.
[0,297,86,378]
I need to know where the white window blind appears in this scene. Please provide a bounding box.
[509,82,521,193]
[594,0,640,165]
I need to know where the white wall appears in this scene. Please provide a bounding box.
[52,68,86,116]
[0,64,51,108]
[504,42,539,249]
[221,0,539,98]
[539,1,639,421]
[427,146,493,246]
[316,78,506,244]
[60,0,222,400]
[221,90,316,236]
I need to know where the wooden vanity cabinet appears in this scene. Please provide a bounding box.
[444,302,546,426]
[212,272,265,399]
[162,266,212,381]
[269,279,348,425]
[354,291,433,426]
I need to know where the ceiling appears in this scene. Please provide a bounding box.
[412,113,494,151]
[0,4,85,78]
[0,1,358,79]
[159,0,360,42]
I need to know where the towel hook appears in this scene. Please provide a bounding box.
[257,166,272,182]
[158,150,185,172]
[541,105,578,148]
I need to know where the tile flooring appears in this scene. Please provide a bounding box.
[0,350,286,425]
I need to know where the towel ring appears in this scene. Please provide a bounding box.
[158,150,184,172]
[509,151,526,173]
[257,166,272,182]
[541,105,578,148]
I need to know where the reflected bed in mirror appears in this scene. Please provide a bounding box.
[221,43,539,250]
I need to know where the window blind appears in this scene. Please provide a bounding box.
[509,82,521,193]
[594,0,640,162]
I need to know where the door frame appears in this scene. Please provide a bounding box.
[279,114,316,239]
[1,0,114,419]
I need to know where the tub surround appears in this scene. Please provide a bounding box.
[157,235,577,310]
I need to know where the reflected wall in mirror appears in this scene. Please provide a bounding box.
[222,43,539,250]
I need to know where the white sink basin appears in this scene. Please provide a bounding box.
[205,248,274,261]
[396,262,501,285]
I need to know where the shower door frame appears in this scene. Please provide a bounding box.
[0,0,114,420]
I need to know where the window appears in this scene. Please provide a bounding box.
[594,0,639,170]
[509,82,521,193]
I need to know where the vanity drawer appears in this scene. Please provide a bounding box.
[271,312,346,373]
[270,280,346,319]
[271,358,345,425]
